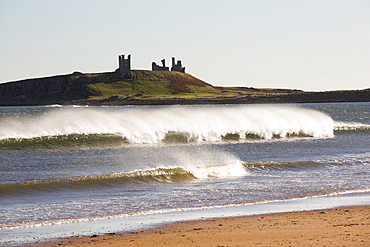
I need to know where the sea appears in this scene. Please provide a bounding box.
[1,102,370,245]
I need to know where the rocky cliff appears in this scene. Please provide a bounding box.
[0,72,97,105]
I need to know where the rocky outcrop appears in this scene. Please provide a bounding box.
[0,72,118,105]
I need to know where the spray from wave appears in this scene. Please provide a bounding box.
[0,105,334,144]
[334,121,370,131]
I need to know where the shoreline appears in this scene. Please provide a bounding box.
[33,205,370,247]
[3,192,370,246]
[2,98,370,107]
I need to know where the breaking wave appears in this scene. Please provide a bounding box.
[6,154,367,196]
[0,105,335,146]
[0,162,246,195]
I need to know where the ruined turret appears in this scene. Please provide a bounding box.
[118,54,131,79]
[152,59,169,71]
[171,57,185,73]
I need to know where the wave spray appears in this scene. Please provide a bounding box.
[0,105,334,143]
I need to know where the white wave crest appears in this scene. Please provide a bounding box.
[0,105,334,143]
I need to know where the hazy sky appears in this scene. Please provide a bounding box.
[1,0,369,91]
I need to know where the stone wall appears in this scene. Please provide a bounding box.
[152,59,169,71]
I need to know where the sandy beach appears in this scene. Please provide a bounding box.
[30,205,370,247]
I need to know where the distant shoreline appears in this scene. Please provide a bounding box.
[1,91,370,106]
[0,70,369,106]
[62,93,370,106]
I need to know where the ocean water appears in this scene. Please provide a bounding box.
[1,103,370,245]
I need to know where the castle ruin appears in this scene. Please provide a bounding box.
[118,54,131,78]
[171,57,185,73]
[152,59,169,71]
[152,57,185,73]
[118,54,186,79]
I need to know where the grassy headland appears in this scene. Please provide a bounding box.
[0,70,369,106]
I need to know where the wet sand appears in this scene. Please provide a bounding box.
[32,205,370,247]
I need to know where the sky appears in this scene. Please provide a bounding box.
[0,0,369,91]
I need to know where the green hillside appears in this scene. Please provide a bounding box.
[84,70,221,100]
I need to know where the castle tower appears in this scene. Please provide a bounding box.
[118,54,131,78]
[171,57,185,73]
